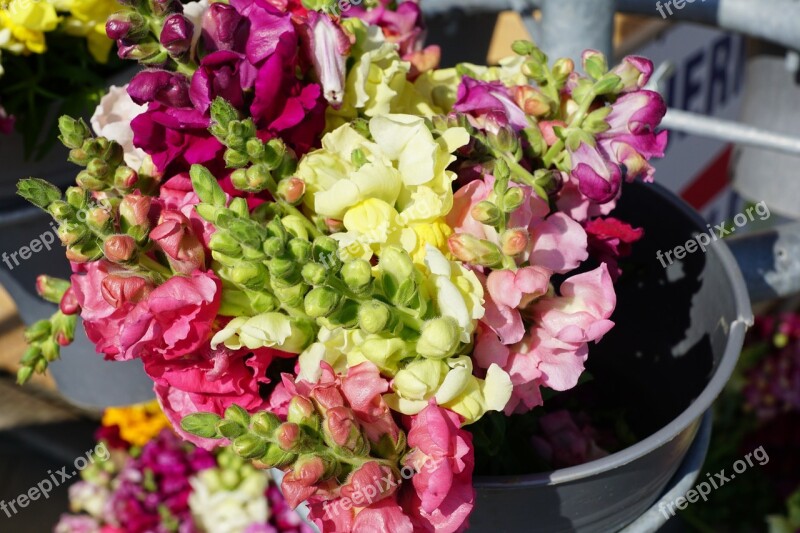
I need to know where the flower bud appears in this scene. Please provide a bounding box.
[324,407,368,455]
[288,238,312,263]
[209,232,242,257]
[106,11,147,41]
[277,177,305,205]
[57,116,91,150]
[216,420,246,439]
[582,50,608,80]
[304,287,340,318]
[35,275,70,304]
[100,274,154,308]
[118,41,163,62]
[273,283,309,309]
[268,258,300,287]
[230,263,269,288]
[287,397,319,430]
[51,313,77,347]
[447,234,503,267]
[160,14,193,58]
[24,320,51,344]
[611,55,653,93]
[41,338,60,362]
[341,259,372,292]
[87,159,110,181]
[103,235,137,263]
[251,411,281,439]
[500,228,530,256]
[17,366,34,385]
[255,444,296,470]
[552,57,575,83]
[86,207,113,232]
[471,200,501,225]
[416,316,460,359]
[301,263,327,285]
[513,86,553,117]
[232,434,268,460]
[312,236,340,267]
[114,166,139,190]
[128,70,192,107]
[358,300,391,334]
[522,60,546,81]
[150,211,206,274]
[502,187,525,213]
[66,243,100,263]
[57,223,87,246]
[120,194,152,229]
[276,422,306,452]
[490,126,519,154]
[47,200,73,221]
[60,286,80,315]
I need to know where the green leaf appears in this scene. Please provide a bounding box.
[190,165,227,207]
[17,178,62,210]
[180,413,223,438]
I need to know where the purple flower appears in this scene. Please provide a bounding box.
[189,50,256,113]
[128,70,192,108]
[598,90,668,158]
[454,77,529,131]
[611,56,655,93]
[300,12,350,106]
[346,0,427,57]
[160,14,194,58]
[201,2,246,53]
[568,142,623,204]
[229,0,295,65]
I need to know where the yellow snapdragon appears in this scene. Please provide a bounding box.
[101,400,172,447]
[298,113,469,264]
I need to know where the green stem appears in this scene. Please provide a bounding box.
[139,254,173,278]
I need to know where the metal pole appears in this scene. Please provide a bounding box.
[539,0,616,62]
[661,109,800,158]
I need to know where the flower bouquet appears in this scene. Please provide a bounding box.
[56,401,313,533]
[16,0,668,529]
[0,0,131,157]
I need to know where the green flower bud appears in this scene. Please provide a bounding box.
[246,138,266,161]
[522,60,546,81]
[502,187,525,213]
[301,263,327,285]
[358,300,391,334]
[114,166,139,190]
[34,358,48,374]
[190,164,227,207]
[416,316,461,359]
[447,234,503,267]
[68,148,91,166]
[25,320,51,343]
[87,158,110,179]
[58,116,91,150]
[41,338,60,362]
[57,223,88,246]
[224,404,251,427]
[263,237,285,258]
[288,238,312,263]
[273,283,309,309]
[210,98,240,131]
[312,236,339,265]
[268,258,300,287]
[277,177,305,205]
[216,420,246,439]
[255,444,296,470]
[230,263,269,288]
[304,287,340,318]
[251,411,281,438]
[20,346,42,366]
[287,396,320,432]
[262,139,286,169]
[232,434,268,460]
[209,232,242,257]
[47,201,74,221]
[65,187,88,209]
[35,275,70,304]
[593,73,623,96]
[471,201,501,225]
[378,247,416,304]
[511,40,536,56]
[341,259,372,292]
[86,207,113,232]
[17,366,34,385]
[224,149,250,169]
[582,50,608,80]
[18,178,62,211]
[181,413,223,439]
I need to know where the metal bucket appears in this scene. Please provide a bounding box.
[470,181,752,531]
